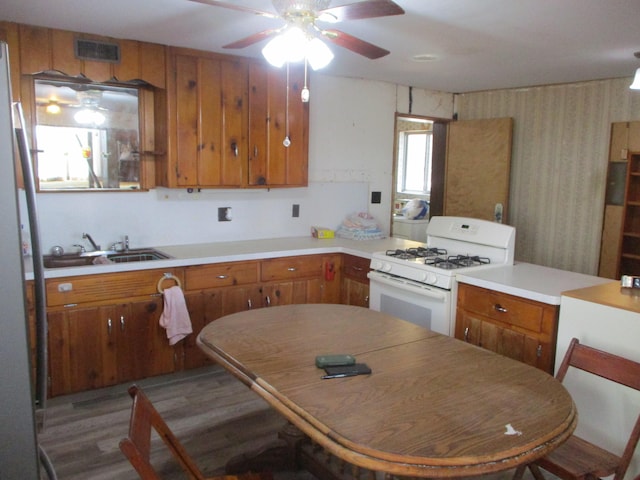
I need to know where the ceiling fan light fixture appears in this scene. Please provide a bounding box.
[262,26,307,67]
[45,101,61,114]
[631,67,640,90]
[307,37,333,70]
[631,52,640,90]
[74,109,105,126]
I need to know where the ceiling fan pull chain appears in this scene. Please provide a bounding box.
[283,61,291,148]
[302,57,310,103]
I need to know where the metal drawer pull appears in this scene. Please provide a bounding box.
[216,275,229,279]
[352,266,364,271]
[537,345,542,357]
[494,304,508,313]
[464,327,469,342]
[247,299,252,309]
[120,315,125,331]
[107,318,112,335]
[265,295,271,306]
[231,142,238,157]
[287,267,297,272]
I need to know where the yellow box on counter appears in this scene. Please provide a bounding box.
[311,227,335,239]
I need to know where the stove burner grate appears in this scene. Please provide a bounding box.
[385,247,447,260]
[425,255,491,270]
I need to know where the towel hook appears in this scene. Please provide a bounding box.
[157,272,181,294]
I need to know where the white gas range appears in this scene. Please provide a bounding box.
[367,216,516,336]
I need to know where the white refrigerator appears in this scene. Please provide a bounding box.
[0,41,56,478]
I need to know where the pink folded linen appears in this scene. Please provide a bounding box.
[159,286,192,345]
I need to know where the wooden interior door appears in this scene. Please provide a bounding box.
[444,117,513,221]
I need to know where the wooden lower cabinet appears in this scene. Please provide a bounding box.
[47,297,177,397]
[44,254,350,395]
[455,283,559,373]
[341,254,370,307]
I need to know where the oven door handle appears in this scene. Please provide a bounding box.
[368,272,447,302]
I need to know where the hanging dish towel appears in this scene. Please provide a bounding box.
[159,285,192,345]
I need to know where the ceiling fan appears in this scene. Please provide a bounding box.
[188,0,405,62]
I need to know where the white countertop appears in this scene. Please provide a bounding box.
[27,236,424,280]
[456,262,612,305]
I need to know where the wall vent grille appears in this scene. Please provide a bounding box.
[74,38,120,63]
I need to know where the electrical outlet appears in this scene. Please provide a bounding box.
[218,207,232,221]
[371,191,382,204]
[292,204,300,217]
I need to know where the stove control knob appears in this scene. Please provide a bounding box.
[422,272,437,284]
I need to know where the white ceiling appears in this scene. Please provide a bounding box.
[2,0,640,93]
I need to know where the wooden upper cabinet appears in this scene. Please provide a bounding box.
[248,60,309,187]
[17,23,166,87]
[164,48,248,187]
[162,49,308,189]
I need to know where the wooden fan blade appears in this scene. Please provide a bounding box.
[223,29,281,49]
[321,29,390,59]
[188,0,279,19]
[319,0,404,22]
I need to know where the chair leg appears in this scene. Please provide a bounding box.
[512,464,527,480]
[529,464,547,480]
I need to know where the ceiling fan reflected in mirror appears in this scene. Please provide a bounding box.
[188,0,405,69]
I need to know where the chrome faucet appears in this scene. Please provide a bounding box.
[82,232,100,251]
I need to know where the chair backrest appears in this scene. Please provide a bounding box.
[119,384,206,480]
[556,338,640,480]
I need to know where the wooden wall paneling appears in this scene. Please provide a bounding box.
[113,38,139,82]
[173,53,200,186]
[139,42,166,89]
[51,29,81,76]
[19,24,51,74]
[0,22,21,100]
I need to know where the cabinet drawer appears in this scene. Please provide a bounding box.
[185,261,259,290]
[458,284,544,333]
[261,255,323,281]
[343,254,370,282]
[46,268,183,307]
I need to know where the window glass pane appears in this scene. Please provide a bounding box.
[404,133,427,192]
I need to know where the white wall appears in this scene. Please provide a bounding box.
[25,74,454,254]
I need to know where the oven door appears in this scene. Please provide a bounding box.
[367,271,453,336]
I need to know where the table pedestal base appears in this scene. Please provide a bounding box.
[225,423,378,480]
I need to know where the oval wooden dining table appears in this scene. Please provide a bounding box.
[197,304,576,479]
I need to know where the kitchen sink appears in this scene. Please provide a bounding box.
[43,248,172,268]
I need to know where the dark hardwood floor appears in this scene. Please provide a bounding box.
[38,365,539,480]
[38,365,314,480]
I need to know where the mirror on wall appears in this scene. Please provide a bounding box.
[33,77,141,191]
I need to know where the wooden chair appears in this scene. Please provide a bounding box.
[119,384,273,480]
[515,338,640,480]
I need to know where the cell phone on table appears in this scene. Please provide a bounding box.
[322,363,371,379]
[315,354,356,368]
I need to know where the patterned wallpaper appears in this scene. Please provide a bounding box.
[456,77,640,275]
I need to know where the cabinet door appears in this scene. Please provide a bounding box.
[48,307,108,396]
[170,51,247,187]
[342,277,370,307]
[127,297,177,378]
[183,290,223,370]
[248,61,308,187]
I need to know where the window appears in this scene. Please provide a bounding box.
[397,130,432,195]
